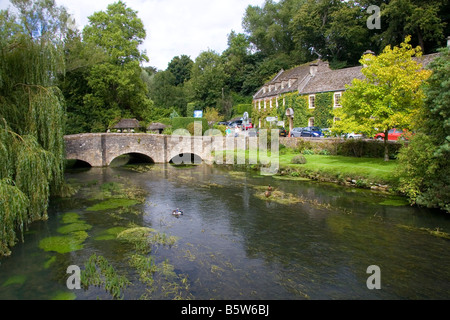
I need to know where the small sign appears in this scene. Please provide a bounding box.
[193,110,203,118]
[266,116,278,122]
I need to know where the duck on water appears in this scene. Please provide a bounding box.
[172,208,184,216]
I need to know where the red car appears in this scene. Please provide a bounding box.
[374,128,410,141]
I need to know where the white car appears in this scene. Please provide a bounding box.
[346,132,364,139]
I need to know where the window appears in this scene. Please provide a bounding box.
[308,117,315,127]
[309,95,315,109]
[334,92,342,108]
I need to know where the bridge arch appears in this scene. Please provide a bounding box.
[169,153,203,165]
[65,157,94,168]
[107,151,155,167]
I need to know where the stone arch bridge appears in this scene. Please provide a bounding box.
[64,133,253,167]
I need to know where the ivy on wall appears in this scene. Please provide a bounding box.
[312,92,333,128]
[253,91,335,129]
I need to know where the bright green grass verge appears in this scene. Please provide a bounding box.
[280,154,399,184]
[213,149,399,186]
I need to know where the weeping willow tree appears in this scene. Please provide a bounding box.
[0,0,70,256]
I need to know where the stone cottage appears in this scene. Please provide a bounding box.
[252,51,441,131]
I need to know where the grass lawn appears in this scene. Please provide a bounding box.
[214,149,399,186]
[280,154,399,184]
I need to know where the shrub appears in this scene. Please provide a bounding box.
[302,149,315,155]
[291,155,307,164]
[318,149,330,155]
[336,139,402,158]
[172,117,208,135]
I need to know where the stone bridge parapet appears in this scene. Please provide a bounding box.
[64,133,250,167]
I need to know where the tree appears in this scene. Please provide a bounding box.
[290,0,375,68]
[397,46,450,212]
[243,0,304,59]
[188,50,228,112]
[79,1,153,131]
[167,55,193,86]
[380,0,446,53]
[147,70,187,116]
[0,0,68,256]
[333,36,432,161]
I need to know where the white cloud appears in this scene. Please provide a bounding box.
[0,0,265,70]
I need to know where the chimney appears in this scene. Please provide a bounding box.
[309,63,318,77]
[363,50,375,67]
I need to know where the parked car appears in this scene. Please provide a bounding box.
[374,128,410,141]
[278,127,287,137]
[229,120,243,128]
[298,128,322,137]
[289,127,304,137]
[346,132,365,139]
[305,126,324,137]
[243,122,253,130]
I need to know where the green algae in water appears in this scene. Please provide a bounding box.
[61,212,81,224]
[94,227,128,241]
[51,291,77,300]
[86,198,141,212]
[379,197,410,207]
[2,275,26,287]
[44,256,57,269]
[39,231,89,254]
[57,222,92,234]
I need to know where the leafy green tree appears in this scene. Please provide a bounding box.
[147,70,187,116]
[80,1,153,131]
[0,0,68,256]
[167,55,193,86]
[290,0,374,68]
[380,0,447,53]
[243,0,304,59]
[188,50,228,112]
[333,36,432,161]
[397,47,450,212]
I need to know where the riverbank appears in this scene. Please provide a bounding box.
[278,153,399,191]
[214,149,399,192]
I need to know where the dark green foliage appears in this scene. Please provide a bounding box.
[312,92,333,128]
[232,104,253,118]
[397,47,450,212]
[0,0,67,256]
[171,117,209,135]
[336,139,402,159]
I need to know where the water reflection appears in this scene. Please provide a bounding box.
[0,163,449,300]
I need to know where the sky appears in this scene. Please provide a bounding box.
[0,0,266,70]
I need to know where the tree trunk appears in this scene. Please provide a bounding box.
[418,29,425,53]
[384,129,389,162]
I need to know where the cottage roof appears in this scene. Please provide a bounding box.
[300,66,364,94]
[253,52,440,99]
[147,122,167,130]
[415,53,440,68]
[253,60,332,99]
[113,118,141,129]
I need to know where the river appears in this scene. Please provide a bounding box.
[0,163,449,300]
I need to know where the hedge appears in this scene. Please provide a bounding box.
[171,117,209,135]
